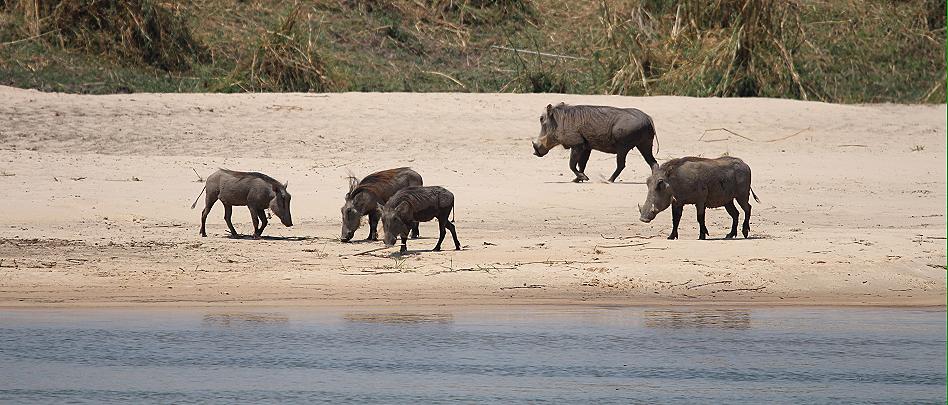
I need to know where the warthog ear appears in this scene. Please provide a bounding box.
[651,163,660,174]
[283,181,288,189]
[546,104,553,113]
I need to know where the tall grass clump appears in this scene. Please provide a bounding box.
[7,0,207,71]
[221,6,334,92]
[597,0,810,98]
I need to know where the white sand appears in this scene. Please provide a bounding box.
[0,87,944,306]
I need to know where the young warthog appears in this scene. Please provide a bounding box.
[191,169,293,239]
[639,156,760,240]
[341,167,422,242]
[381,186,460,253]
[532,103,658,183]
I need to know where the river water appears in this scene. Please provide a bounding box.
[0,306,944,404]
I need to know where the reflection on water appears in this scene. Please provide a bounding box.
[0,307,944,404]
[202,312,289,327]
[344,313,453,325]
[645,309,751,329]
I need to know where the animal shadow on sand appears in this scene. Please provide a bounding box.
[217,234,316,242]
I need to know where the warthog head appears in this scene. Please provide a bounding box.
[270,182,293,227]
[381,202,410,248]
[532,103,561,157]
[340,176,361,242]
[639,165,671,223]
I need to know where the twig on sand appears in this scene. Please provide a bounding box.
[341,270,401,276]
[341,246,391,257]
[687,280,733,289]
[500,284,546,290]
[837,144,868,148]
[716,285,767,292]
[699,127,810,143]
[668,279,693,287]
[0,171,14,177]
[511,259,598,266]
[599,242,649,249]
[191,168,204,182]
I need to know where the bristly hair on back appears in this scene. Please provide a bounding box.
[219,168,285,189]
[345,167,410,200]
[344,169,360,198]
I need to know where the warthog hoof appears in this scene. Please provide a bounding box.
[572,173,590,183]
[433,246,441,252]
[725,233,736,239]
[667,233,678,240]
[228,233,241,239]
[366,235,378,241]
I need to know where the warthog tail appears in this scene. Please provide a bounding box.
[649,115,660,155]
[750,187,760,203]
[190,185,207,209]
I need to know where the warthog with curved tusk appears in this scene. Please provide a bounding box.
[639,156,759,240]
[191,169,292,239]
[532,103,659,183]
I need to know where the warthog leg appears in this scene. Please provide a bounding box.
[251,208,268,239]
[434,216,460,251]
[668,203,683,240]
[447,221,461,250]
[569,146,590,183]
[724,202,740,239]
[399,235,408,254]
[608,147,632,182]
[250,208,260,238]
[367,209,381,241]
[410,222,420,239]
[738,196,752,238]
[696,202,709,240]
[223,204,238,238]
[200,200,215,237]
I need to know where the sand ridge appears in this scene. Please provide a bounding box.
[0,87,945,306]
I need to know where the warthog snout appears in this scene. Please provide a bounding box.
[639,204,656,223]
[341,230,355,242]
[532,141,548,157]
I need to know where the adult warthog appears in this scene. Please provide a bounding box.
[381,186,460,254]
[532,103,659,183]
[341,167,423,242]
[191,169,293,239]
[639,156,759,240]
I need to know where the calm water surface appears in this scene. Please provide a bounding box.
[0,306,944,404]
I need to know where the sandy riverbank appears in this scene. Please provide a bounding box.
[0,87,944,306]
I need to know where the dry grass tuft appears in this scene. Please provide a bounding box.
[221,6,334,92]
[7,0,207,71]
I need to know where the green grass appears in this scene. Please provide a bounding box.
[0,0,944,102]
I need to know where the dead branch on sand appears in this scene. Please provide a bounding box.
[716,285,767,292]
[687,280,733,289]
[500,284,546,290]
[699,127,810,143]
[340,246,391,257]
[191,168,204,182]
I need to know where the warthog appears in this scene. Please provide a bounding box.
[341,167,423,242]
[532,103,659,183]
[191,169,293,239]
[639,156,759,240]
[381,186,460,253]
